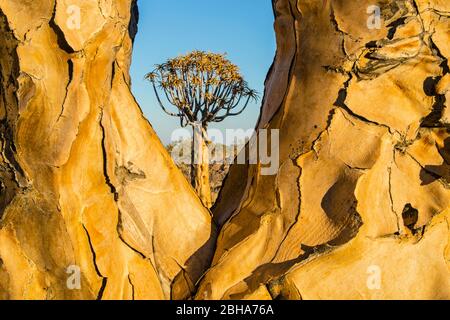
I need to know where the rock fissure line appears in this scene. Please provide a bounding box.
[81,224,108,300]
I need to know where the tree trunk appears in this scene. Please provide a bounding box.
[0,0,215,300]
[191,124,212,208]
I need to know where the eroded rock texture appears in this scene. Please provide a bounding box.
[0,0,215,299]
[1,0,449,301]
[198,0,450,300]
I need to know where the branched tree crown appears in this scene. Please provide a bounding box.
[145,51,258,127]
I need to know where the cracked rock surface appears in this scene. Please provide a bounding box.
[0,0,449,301]
[198,0,450,300]
[0,0,215,299]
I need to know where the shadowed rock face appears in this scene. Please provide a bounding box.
[197,0,450,300]
[0,0,449,301]
[0,0,216,299]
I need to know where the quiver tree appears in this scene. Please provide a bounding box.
[146,51,258,208]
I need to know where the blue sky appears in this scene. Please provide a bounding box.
[130,0,276,144]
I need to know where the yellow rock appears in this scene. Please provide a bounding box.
[0,0,215,300]
[199,0,450,300]
[1,0,449,301]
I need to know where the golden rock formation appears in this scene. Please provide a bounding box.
[197,0,450,300]
[0,0,449,301]
[0,0,215,299]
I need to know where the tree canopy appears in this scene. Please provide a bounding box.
[145,51,258,127]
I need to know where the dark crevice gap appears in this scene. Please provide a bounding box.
[97,278,108,300]
[365,40,379,49]
[310,108,335,155]
[402,203,419,234]
[128,274,135,300]
[270,159,302,260]
[329,4,350,58]
[0,9,28,220]
[387,167,401,233]
[82,224,108,300]
[128,0,139,43]
[49,2,76,54]
[386,17,408,40]
[430,34,450,74]
[111,60,116,88]
[421,37,449,127]
[99,110,119,201]
[56,58,74,122]
[333,74,388,128]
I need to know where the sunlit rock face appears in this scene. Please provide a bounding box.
[0,0,216,299]
[197,0,450,300]
[0,0,449,301]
